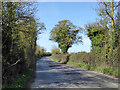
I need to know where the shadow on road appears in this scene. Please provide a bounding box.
[30,56,118,88]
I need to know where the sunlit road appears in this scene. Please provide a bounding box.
[31,56,118,88]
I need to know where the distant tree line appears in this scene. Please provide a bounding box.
[35,45,51,58]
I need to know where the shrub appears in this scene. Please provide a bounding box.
[90,66,96,70]
[113,70,120,77]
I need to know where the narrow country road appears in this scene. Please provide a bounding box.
[30,56,118,88]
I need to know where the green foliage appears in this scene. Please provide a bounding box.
[84,2,119,73]
[85,22,108,53]
[67,62,80,67]
[113,70,120,77]
[89,66,96,70]
[95,67,103,72]
[101,44,110,59]
[69,52,90,65]
[51,53,120,77]
[51,46,61,54]
[2,68,33,88]
[35,45,47,58]
[50,56,59,62]
[96,2,119,57]
[2,2,45,84]
[51,54,70,63]
[50,20,82,53]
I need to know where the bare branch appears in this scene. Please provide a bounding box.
[103,3,112,19]
[3,59,21,75]
[103,2,115,25]
[115,3,120,10]
[8,59,21,68]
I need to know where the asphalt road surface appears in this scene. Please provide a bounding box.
[31,56,118,88]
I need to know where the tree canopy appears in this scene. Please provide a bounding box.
[50,20,82,53]
[85,2,119,69]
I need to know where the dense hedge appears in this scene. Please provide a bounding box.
[2,2,45,86]
[51,54,70,64]
[52,49,119,69]
[51,49,120,77]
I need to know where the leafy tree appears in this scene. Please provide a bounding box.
[50,20,82,53]
[115,3,120,47]
[85,22,109,53]
[86,2,119,53]
[96,1,119,65]
[85,1,120,68]
[2,2,45,84]
[96,1,119,49]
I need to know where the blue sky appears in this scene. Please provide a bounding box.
[35,2,98,53]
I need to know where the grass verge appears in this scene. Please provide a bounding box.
[50,56,120,78]
[50,56,59,62]
[67,62,120,77]
[2,68,33,88]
